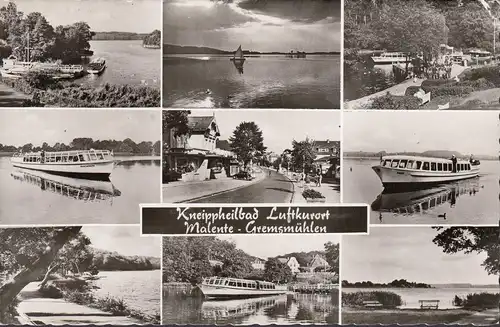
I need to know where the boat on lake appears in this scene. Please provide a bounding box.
[11,149,115,180]
[371,52,411,64]
[372,155,480,189]
[0,55,85,79]
[230,45,246,63]
[198,277,287,299]
[87,57,106,74]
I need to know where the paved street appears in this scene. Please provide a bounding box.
[192,169,293,203]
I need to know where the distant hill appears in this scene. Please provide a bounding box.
[163,43,340,55]
[344,150,496,160]
[90,248,161,271]
[343,279,433,288]
[93,31,148,41]
[431,283,499,288]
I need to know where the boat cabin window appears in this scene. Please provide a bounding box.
[381,160,389,167]
[228,281,236,287]
[407,160,414,169]
[391,160,399,168]
[416,161,422,169]
[467,164,471,170]
[79,154,85,162]
[90,152,98,161]
[236,281,242,287]
[422,162,430,170]
[437,163,443,171]
[431,162,437,171]
[399,160,407,168]
[97,153,104,160]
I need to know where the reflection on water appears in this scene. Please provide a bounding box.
[11,168,121,203]
[371,179,481,220]
[232,60,245,74]
[163,286,339,325]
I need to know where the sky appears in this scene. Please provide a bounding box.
[82,226,161,257]
[217,234,340,259]
[344,111,498,156]
[191,110,341,154]
[164,0,341,52]
[0,110,161,147]
[11,0,160,33]
[342,227,497,285]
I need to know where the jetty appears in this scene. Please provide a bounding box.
[16,282,142,325]
[290,283,338,294]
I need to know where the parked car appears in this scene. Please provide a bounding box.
[233,171,254,181]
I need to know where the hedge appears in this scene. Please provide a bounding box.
[460,66,500,86]
[342,291,403,308]
[422,85,474,97]
[371,93,421,109]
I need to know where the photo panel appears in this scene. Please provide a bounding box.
[342,110,499,225]
[0,109,161,225]
[0,0,161,108]
[341,226,499,325]
[162,234,340,325]
[162,0,341,109]
[162,110,341,204]
[344,0,500,110]
[0,225,161,325]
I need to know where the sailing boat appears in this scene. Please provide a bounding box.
[230,45,246,63]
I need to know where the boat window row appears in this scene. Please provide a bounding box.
[22,151,111,163]
[204,277,276,289]
[382,159,472,172]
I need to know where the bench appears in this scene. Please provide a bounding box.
[363,300,383,308]
[419,299,439,309]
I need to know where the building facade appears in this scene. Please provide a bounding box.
[312,140,340,176]
[251,258,266,270]
[278,256,301,274]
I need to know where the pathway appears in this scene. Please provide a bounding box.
[345,78,424,109]
[456,308,499,325]
[16,282,142,325]
[0,81,30,107]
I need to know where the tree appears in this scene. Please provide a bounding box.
[324,242,339,273]
[432,227,499,309]
[263,258,293,284]
[163,110,191,138]
[291,138,316,173]
[143,29,161,46]
[21,143,33,153]
[0,227,82,316]
[70,137,94,150]
[229,122,267,166]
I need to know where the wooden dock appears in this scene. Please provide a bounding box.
[290,283,339,294]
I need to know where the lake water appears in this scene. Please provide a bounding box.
[75,41,160,88]
[163,55,340,109]
[163,287,339,325]
[343,158,499,224]
[93,270,161,318]
[342,287,499,309]
[0,156,160,224]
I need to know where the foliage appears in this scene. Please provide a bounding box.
[89,248,160,271]
[1,137,159,155]
[143,30,161,46]
[229,122,267,165]
[92,32,146,41]
[263,258,293,284]
[324,242,339,273]
[302,189,325,199]
[342,291,403,307]
[453,292,500,310]
[162,237,254,284]
[291,138,316,173]
[163,110,192,137]
[404,86,423,97]
[370,93,421,109]
[422,85,474,97]
[342,279,433,288]
[460,66,500,87]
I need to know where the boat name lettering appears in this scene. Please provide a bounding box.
[80,164,96,167]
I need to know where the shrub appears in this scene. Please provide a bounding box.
[423,85,474,97]
[460,66,500,86]
[302,189,325,199]
[370,93,421,109]
[92,295,128,315]
[421,79,454,88]
[454,292,500,310]
[64,289,95,305]
[39,282,64,298]
[342,291,403,308]
[458,77,495,90]
[404,86,422,96]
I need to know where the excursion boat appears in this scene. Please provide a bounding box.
[11,168,121,203]
[0,55,84,79]
[87,57,106,74]
[11,149,115,180]
[371,52,410,64]
[198,277,287,299]
[372,155,480,189]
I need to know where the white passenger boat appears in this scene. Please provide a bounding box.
[11,149,115,180]
[0,55,84,79]
[198,277,288,299]
[87,57,106,74]
[372,155,480,189]
[371,52,410,64]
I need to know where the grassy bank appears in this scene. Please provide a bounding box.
[40,277,160,324]
[342,291,402,307]
[342,308,473,324]
[1,72,160,107]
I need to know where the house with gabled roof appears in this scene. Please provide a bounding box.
[277,256,300,274]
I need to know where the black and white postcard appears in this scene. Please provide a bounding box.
[163,110,341,203]
[0,109,161,225]
[343,111,498,225]
[163,0,341,109]
[162,234,339,325]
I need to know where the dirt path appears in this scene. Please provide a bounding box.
[17,282,142,325]
[0,81,30,106]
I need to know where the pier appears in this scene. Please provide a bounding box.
[290,283,339,294]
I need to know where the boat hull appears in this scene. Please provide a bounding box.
[372,165,479,190]
[198,284,287,299]
[371,57,410,64]
[88,66,106,75]
[11,158,114,180]
[230,58,246,62]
